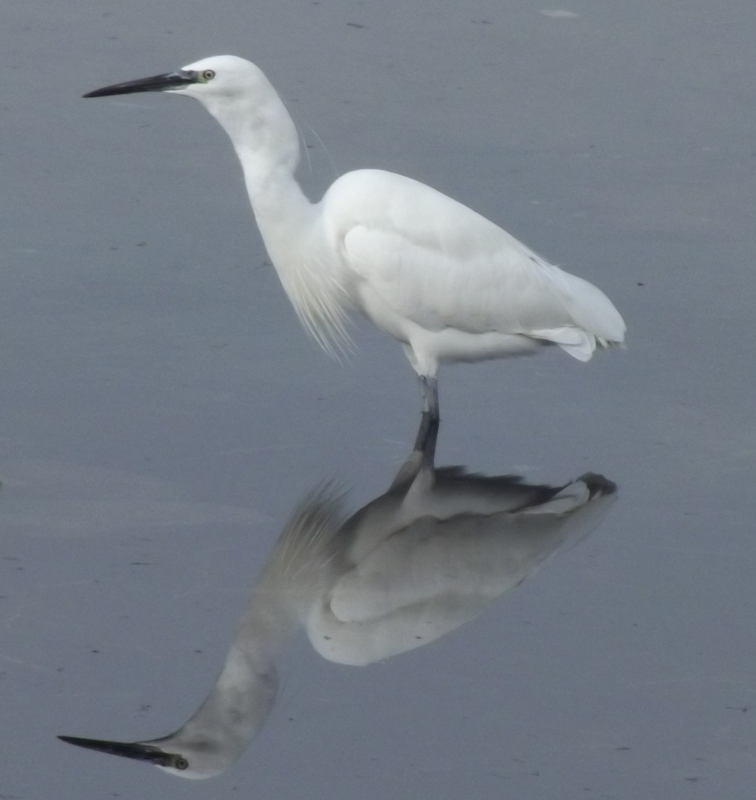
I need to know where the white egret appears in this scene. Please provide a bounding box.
[59,424,616,779]
[84,56,625,420]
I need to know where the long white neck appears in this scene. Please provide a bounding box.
[197,76,351,355]
[198,78,312,237]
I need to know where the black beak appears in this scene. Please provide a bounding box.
[58,735,188,770]
[83,70,195,98]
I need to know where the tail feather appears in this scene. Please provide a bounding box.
[545,265,626,350]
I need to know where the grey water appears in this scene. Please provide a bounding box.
[2,0,755,797]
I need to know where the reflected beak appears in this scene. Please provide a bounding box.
[83,70,196,98]
[58,735,187,770]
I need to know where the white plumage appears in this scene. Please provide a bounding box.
[84,55,625,417]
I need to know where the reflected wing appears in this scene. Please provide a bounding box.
[307,474,616,665]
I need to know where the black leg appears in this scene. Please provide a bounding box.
[413,411,439,456]
[419,375,439,420]
[389,413,440,490]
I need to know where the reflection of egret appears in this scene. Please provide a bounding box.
[59,425,616,779]
[83,55,625,421]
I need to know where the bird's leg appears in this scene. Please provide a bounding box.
[413,413,439,462]
[390,408,439,491]
[413,375,439,453]
[413,375,438,453]
[389,378,440,490]
[418,375,439,420]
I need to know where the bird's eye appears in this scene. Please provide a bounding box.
[174,757,189,770]
[201,69,216,82]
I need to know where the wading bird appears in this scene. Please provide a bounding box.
[84,56,625,421]
[59,421,616,779]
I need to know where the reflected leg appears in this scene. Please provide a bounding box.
[390,413,440,490]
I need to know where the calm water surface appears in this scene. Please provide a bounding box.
[2,1,755,797]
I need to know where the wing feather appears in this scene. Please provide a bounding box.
[322,169,625,347]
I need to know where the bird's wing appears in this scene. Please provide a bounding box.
[324,170,625,349]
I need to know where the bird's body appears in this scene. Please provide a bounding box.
[84,56,625,419]
[320,168,623,369]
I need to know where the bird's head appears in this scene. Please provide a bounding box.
[83,54,299,162]
[83,55,266,106]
